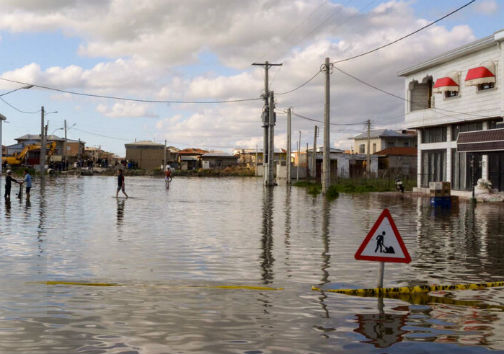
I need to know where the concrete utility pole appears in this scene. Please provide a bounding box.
[0,113,5,176]
[297,130,301,181]
[63,119,67,170]
[40,106,46,179]
[266,91,275,186]
[164,139,167,171]
[366,119,371,176]
[286,108,292,184]
[306,143,309,177]
[322,57,332,194]
[252,61,282,184]
[312,125,318,179]
[255,145,258,174]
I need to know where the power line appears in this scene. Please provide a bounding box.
[0,77,262,104]
[291,111,368,126]
[333,65,500,120]
[72,127,131,141]
[276,69,322,96]
[0,97,40,114]
[332,0,476,65]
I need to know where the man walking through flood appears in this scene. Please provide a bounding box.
[116,169,128,198]
[4,170,21,200]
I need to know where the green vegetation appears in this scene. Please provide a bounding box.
[174,166,255,177]
[293,177,415,198]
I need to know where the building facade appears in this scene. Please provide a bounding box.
[399,29,504,191]
[352,129,417,154]
[125,141,164,170]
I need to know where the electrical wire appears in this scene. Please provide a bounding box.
[331,0,476,65]
[0,77,262,104]
[333,65,500,120]
[0,97,40,114]
[291,111,368,126]
[276,69,322,96]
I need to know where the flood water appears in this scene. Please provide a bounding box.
[1,175,504,353]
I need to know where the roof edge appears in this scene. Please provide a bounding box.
[397,34,496,77]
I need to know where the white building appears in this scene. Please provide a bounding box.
[398,29,504,192]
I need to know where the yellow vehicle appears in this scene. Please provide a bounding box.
[2,142,57,166]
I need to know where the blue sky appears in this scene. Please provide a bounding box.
[0,0,502,155]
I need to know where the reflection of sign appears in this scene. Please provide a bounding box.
[355,209,411,263]
[355,312,408,348]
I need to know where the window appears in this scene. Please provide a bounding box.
[478,82,495,91]
[372,143,376,153]
[409,77,433,112]
[444,91,458,98]
[359,144,365,154]
[421,150,446,187]
[451,121,482,141]
[421,126,446,143]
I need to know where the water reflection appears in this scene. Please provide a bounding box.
[116,199,125,226]
[354,297,408,348]
[260,187,274,284]
[4,199,11,218]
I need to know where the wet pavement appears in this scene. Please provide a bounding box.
[1,175,504,353]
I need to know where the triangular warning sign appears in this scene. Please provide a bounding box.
[354,209,411,263]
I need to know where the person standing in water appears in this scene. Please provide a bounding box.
[23,169,32,200]
[116,169,128,198]
[4,170,21,200]
[164,165,172,189]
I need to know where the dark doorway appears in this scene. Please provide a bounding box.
[489,152,504,191]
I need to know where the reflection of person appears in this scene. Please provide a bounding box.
[116,169,128,198]
[4,170,21,200]
[375,231,385,253]
[23,169,32,200]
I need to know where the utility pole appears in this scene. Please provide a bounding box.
[286,108,292,184]
[164,139,167,172]
[306,142,309,178]
[252,61,282,184]
[63,119,67,170]
[312,125,318,179]
[367,119,371,176]
[297,130,301,181]
[266,91,275,186]
[322,57,332,194]
[255,145,258,175]
[40,106,46,180]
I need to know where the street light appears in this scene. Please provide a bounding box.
[0,85,34,97]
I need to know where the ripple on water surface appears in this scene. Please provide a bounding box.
[0,176,504,352]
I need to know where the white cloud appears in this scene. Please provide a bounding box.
[97,102,158,118]
[475,0,498,15]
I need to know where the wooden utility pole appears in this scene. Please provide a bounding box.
[286,108,292,184]
[322,57,332,194]
[367,119,371,176]
[252,61,282,184]
[40,106,46,180]
[164,139,167,172]
[312,125,318,179]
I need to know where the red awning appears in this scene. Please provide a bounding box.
[465,62,495,86]
[433,76,459,93]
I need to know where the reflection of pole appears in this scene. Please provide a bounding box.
[378,262,384,288]
[261,187,275,283]
[471,154,476,200]
[286,108,291,184]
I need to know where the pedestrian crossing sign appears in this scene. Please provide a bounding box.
[354,209,411,263]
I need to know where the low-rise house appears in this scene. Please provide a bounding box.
[234,148,286,168]
[201,152,238,169]
[374,147,417,178]
[352,129,417,154]
[125,141,164,170]
[178,148,208,170]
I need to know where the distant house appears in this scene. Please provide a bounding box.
[234,148,286,168]
[125,140,164,170]
[6,134,84,166]
[352,130,417,154]
[201,152,238,169]
[374,147,417,177]
[177,148,208,170]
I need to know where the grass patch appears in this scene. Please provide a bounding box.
[329,178,416,193]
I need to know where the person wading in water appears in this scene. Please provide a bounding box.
[116,169,129,198]
[4,170,21,201]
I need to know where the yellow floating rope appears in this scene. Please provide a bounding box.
[43,281,118,287]
[312,281,504,296]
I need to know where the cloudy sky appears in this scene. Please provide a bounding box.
[0,0,502,155]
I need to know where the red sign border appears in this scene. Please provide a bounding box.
[354,208,411,263]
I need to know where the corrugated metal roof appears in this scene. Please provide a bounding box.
[353,129,415,140]
[125,140,164,147]
[202,152,237,158]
